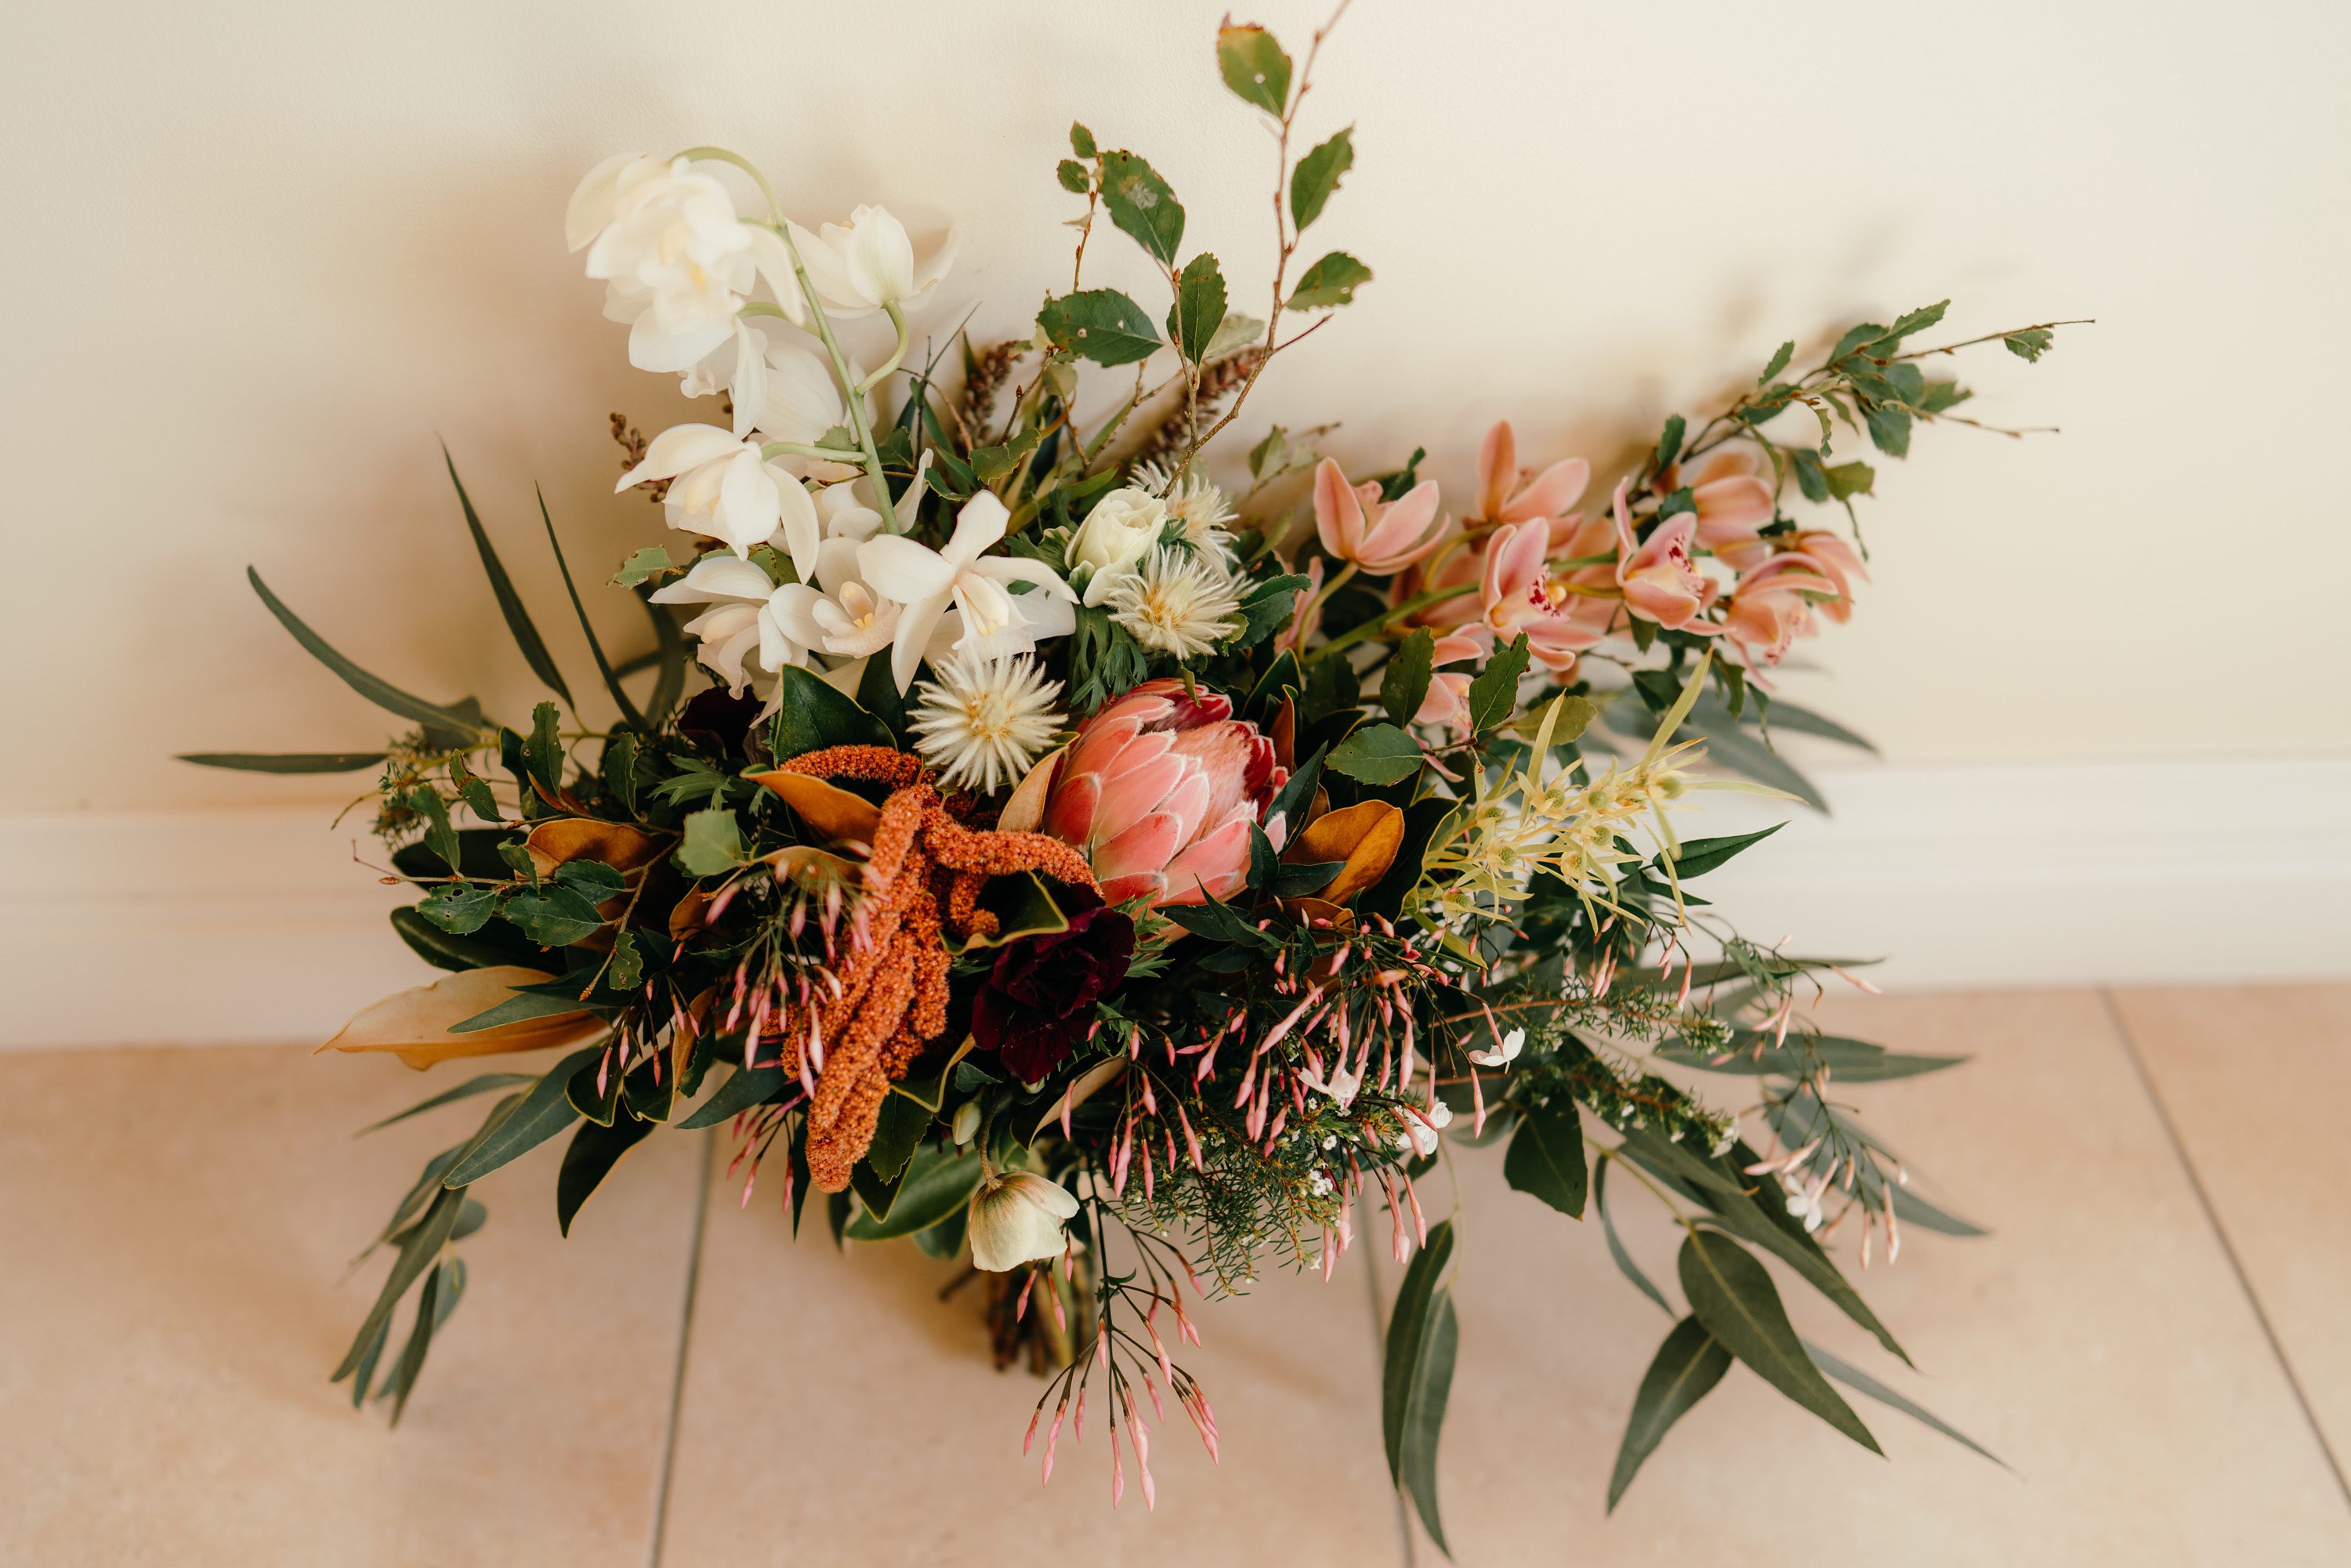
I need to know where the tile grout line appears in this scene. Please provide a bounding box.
[2099,987,2351,1515]
[1360,1248,1418,1568]
[647,1129,717,1568]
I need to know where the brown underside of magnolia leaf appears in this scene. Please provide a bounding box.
[317,964,603,1070]
[524,818,662,878]
[1284,798,1405,903]
[748,770,883,846]
[996,746,1066,835]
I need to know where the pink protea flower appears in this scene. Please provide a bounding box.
[1477,520,1607,673]
[1040,679,1285,907]
[1313,458,1449,574]
[1612,481,1721,633]
[1475,420,1591,529]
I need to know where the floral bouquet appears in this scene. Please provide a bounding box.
[187,11,2067,1543]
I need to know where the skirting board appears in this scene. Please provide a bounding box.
[2,756,2345,1050]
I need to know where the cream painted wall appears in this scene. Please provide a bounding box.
[5,0,2346,812]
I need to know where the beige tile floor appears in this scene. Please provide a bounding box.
[2,987,2346,1566]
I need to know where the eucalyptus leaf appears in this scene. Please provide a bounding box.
[1679,1230,1879,1454]
[440,1048,598,1186]
[1607,1316,1731,1510]
[177,751,388,773]
[1503,1104,1588,1217]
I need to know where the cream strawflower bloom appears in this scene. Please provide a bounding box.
[909,650,1065,795]
[966,1169,1081,1272]
[1103,547,1244,658]
[1129,459,1237,555]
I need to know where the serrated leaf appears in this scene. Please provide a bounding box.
[550,858,625,900]
[1759,340,1794,383]
[1464,632,1530,734]
[1379,628,1434,726]
[676,808,747,878]
[1055,158,1089,194]
[2003,328,2054,361]
[501,884,603,948]
[1608,1316,1731,1510]
[1654,414,1686,472]
[1863,404,1911,458]
[1215,21,1291,115]
[1327,722,1423,786]
[610,545,675,588]
[1098,150,1184,268]
[1069,121,1096,158]
[1503,1104,1587,1217]
[1289,127,1354,233]
[1168,253,1229,364]
[1679,1229,1880,1454]
[1288,251,1372,310]
[1036,288,1163,368]
[1203,312,1265,361]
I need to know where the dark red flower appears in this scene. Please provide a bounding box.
[970,892,1135,1083]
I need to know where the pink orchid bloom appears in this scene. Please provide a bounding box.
[1040,679,1285,907]
[1612,481,1720,633]
[1476,421,1591,528]
[1477,520,1608,674]
[1280,556,1326,651]
[1670,447,1777,568]
[1790,529,1868,623]
[1413,628,1493,730]
[1722,553,1841,668]
[1313,458,1449,574]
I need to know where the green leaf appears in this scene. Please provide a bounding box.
[1654,414,1686,472]
[1289,127,1355,233]
[610,545,676,589]
[1068,121,1097,159]
[606,929,643,990]
[1379,628,1435,726]
[357,1073,537,1136]
[1878,299,1949,345]
[1215,20,1291,115]
[1233,572,1310,649]
[1890,1182,1988,1236]
[862,1092,933,1183]
[1036,288,1163,368]
[524,700,563,795]
[1820,460,1875,502]
[1597,1158,1672,1316]
[1607,1316,1732,1511]
[449,976,595,1034]
[404,787,461,875]
[1759,341,1794,383]
[393,903,523,970]
[380,1262,444,1425]
[679,1063,787,1130]
[1464,632,1530,734]
[444,448,572,707]
[440,1048,598,1186]
[1805,1339,2011,1472]
[1659,1031,1967,1085]
[500,885,604,949]
[1328,722,1423,786]
[2002,328,2054,362]
[1863,404,1911,458]
[244,567,485,741]
[770,661,895,759]
[536,488,643,729]
[1097,150,1185,268]
[1679,1230,1879,1453]
[347,1315,392,1410]
[1503,1104,1588,1217]
[1288,251,1372,310]
[1264,742,1324,842]
[177,751,387,773]
[638,593,688,727]
[1382,1218,1454,1478]
[555,1113,653,1236]
[1660,823,1783,879]
[333,1186,465,1382]
[1055,158,1089,194]
[1400,1292,1457,1554]
[844,1147,984,1240]
[1167,253,1229,364]
[676,808,748,878]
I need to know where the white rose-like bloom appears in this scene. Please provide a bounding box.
[1067,487,1168,606]
[647,555,810,694]
[786,205,959,320]
[618,425,820,574]
[567,154,804,372]
[966,1170,1080,1272]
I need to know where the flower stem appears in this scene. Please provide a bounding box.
[1310,579,1475,659]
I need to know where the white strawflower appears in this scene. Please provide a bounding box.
[909,650,1065,794]
[1130,459,1237,555]
[1103,548,1244,658]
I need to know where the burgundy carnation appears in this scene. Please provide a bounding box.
[970,893,1135,1084]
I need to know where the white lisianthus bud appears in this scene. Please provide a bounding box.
[1067,487,1170,606]
[966,1169,1080,1272]
[951,1102,980,1146]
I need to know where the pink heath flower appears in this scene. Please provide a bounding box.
[1041,679,1286,907]
[1475,420,1591,529]
[1478,520,1608,674]
[1313,458,1449,574]
[1612,481,1721,633]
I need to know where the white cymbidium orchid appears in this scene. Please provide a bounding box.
[647,555,811,695]
[767,534,900,661]
[567,154,802,372]
[1467,1027,1525,1068]
[966,1169,1080,1272]
[857,491,1074,692]
[618,424,820,572]
[787,205,959,320]
[681,328,864,458]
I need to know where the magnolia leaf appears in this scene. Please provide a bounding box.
[319,966,597,1071]
[845,1147,984,1240]
[1284,799,1404,903]
[525,818,661,879]
[749,770,882,845]
[770,664,893,759]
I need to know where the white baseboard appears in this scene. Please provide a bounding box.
[3,758,2345,1049]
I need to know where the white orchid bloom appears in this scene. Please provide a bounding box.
[1067,487,1168,606]
[647,555,810,694]
[618,424,820,573]
[1467,1027,1525,1068]
[767,532,900,661]
[567,154,803,372]
[787,205,959,320]
[857,491,1074,692]
[813,456,927,544]
[966,1170,1080,1272]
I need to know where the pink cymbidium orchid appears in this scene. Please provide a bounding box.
[1313,458,1449,574]
[1474,420,1591,530]
[1790,528,1869,623]
[1722,552,1842,670]
[1478,520,1608,674]
[1612,481,1720,633]
[1671,447,1777,568]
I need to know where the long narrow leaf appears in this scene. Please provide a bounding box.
[639,592,687,725]
[536,487,643,729]
[245,567,486,738]
[356,1072,538,1136]
[1597,1158,1672,1316]
[1805,1339,2012,1472]
[1679,1231,1879,1454]
[1399,1291,1458,1555]
[177,751,387,773]
[444,447,573,706]
[1608,1316,1732,1510]
[333,1186,464,1382]
[440,1047,599,1186]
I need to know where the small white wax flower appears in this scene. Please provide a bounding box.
[1467,1027,1525,1067]
[967,1169,1080,1272]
